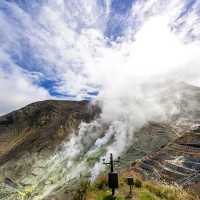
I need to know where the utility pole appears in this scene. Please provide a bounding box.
[103,153,120,197]
[110,153,114,172]
[110,154,114,196]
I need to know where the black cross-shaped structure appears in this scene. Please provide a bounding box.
[103,153,120,196]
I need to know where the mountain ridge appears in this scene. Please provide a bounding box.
[0,100,100,165]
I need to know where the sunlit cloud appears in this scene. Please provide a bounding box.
[0,0,200,114]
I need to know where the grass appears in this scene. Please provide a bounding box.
[87,190,125,200]
[143,181,198,200]
[137,189,159,200]
[84,173,199,200]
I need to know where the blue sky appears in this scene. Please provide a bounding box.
[0,0,200,115]
[1,0,135,96]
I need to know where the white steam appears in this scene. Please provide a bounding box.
[1,0,200,198]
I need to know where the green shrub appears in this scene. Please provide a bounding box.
[93,191,125,200]
[134,178,142,188]
[138,189,157,200]
[102,195,125,200]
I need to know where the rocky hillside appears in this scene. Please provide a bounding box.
[0,100,99,188]
[0,100,99,165]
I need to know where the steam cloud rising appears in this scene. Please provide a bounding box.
[1,0,200,198]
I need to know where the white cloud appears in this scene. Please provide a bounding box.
[0,0,200,115]
[0,51,51,115]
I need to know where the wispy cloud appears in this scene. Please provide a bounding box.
[0,50,50,115]
[0,0,200,115]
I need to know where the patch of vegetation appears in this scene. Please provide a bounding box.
[143,181,198,200]
[134,178,142,188]
[138,189,158,200]
[102,195,125,200]
[85,173,199,200]
[87,190,125,200]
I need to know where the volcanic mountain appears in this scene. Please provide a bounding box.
[0,83,200,199]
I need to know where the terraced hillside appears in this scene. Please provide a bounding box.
[119,122,178,168]
[132,131,200,194]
